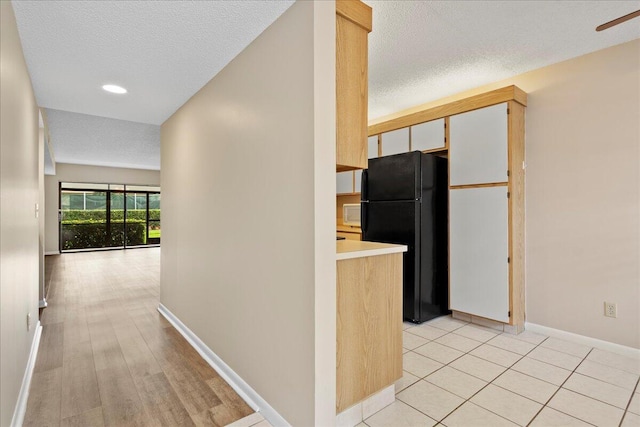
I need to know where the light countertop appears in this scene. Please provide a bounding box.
[337,240,407,261]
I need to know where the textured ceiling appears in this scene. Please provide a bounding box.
[365,0,640,120]
[45,109,160,170]
[12,0,295,125]
[11,0,640,170]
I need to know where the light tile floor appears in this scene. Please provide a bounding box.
[238,315,640,427]
[372,315,640,427]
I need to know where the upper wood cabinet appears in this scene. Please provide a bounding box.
[449,103,508,186]
[337,171,354,195]
[368,135,379,159]
[367,85,527,332]
[336,169,364,195]
[336,0,372,172]
[381,127,410,156]
[354,169,362,193]
[411,118,445,152]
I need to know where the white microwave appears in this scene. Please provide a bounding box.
[343,203,361,226]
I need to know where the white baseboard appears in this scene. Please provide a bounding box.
[44,251,59,256]
[11,321,43,427]
[525,322,640,359]
[157,304,290,427]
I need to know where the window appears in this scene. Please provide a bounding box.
[59,182,161,251]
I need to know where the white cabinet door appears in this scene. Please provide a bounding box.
[337,171,353,194]
[381,128,409,156]
[354,169,363,194]
[450,186,509,322]
[368,136,379,159]
[411,118,445,151]
[450,103,508,186]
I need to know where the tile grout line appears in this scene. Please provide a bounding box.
[441,331,552,426]
[402,326,550,426]
[553,353,640,411]
[525,347,598,427]
[618,377,639,427]
[397,322,479,424]
[399,327,522,426]
[401,319,625,427]
[575,357,640,388]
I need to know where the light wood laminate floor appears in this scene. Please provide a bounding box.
[25,248,254,426]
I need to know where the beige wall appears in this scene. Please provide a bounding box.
[44,163,160,253]
[39,129,45,304]
[161,1,336,425]
[0,2,40,425]
[372,39,640,349]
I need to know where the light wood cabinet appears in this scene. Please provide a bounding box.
[381,127,409,156]
[337,171,354,195]
[367,85,527,331]
[368,135,379,159]
[336,0,372,172]
[411,118,445,152]
[354,169,362,193]
[336,169,363,195]
[448,100,525,329]
[450,103,508,186]
[337,251,402,412]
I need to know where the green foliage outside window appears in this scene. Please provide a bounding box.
[61,209,159,222]
[61,221,146,249]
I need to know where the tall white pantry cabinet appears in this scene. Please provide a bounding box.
[367,86,527,332]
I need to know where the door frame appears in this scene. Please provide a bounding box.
[59,182,160,252]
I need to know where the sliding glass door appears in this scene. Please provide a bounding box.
[109,191,125,247]
[59,183,161,252]
[148,193,161,244]
[60,186,108,250]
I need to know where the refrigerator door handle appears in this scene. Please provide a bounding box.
[361,169,368,201]
[361,201,368,233]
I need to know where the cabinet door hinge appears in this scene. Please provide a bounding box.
[507,257,510,263]
[507,192,510,198]
[507,108,510,114]
[508,311,511,317]
[507,170,510,177]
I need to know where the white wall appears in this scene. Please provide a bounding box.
[161,1,336,424]
[371,39,640,349]
[44,163,160,253]
[0,2,40,425]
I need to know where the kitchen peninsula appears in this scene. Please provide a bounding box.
[334,0,406,422]
[336,240,407,415]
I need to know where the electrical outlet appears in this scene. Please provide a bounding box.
[26,313,32,331]
[604,302,617,318]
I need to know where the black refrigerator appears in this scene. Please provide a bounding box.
[361,151,449,323]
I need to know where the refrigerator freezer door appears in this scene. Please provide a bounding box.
[366,151,421,201]
[362,200,421,321]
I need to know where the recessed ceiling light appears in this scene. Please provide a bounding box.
[102,84,127,94]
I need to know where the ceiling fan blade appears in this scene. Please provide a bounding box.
[596,9,640,31]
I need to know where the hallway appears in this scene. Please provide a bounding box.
[25,248,254,426]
